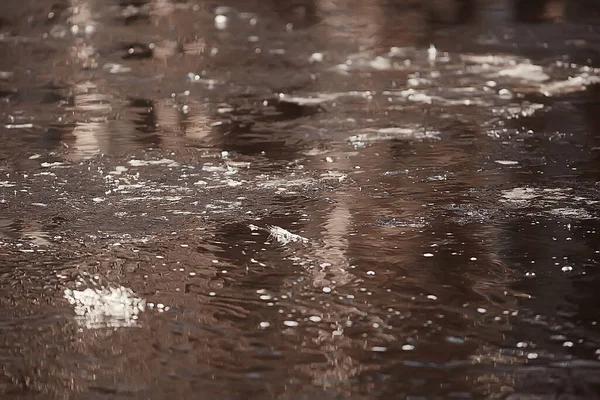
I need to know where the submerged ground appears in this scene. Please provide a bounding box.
[1,0,600,398]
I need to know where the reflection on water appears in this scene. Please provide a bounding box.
[1,0,600,398]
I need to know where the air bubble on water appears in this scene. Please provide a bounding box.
[214,15,228,30]
[308,316,322,323]
[367,270,375,276]
[477,308,487,314]
[402,344,415,351]
[259,321,270,328]
[427,295,437,300]
[525,272,536,277]
[498,88,513,99]
[322,287,332,293]
[423,253,434,257]
[563,341,574,347]
[562,266,573,272]
[309,52,324,63]
[428,44,437,62]
[283,320,298,327]
[371,346,387,352]
[527,352,539,359]
[517,342,528,348]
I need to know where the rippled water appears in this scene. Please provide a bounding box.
[2,0,600,398]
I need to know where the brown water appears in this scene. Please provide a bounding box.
[1,0,600,398]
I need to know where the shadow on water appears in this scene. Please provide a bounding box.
[1,0,600,398]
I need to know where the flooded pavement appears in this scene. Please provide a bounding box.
[1,0,600,398]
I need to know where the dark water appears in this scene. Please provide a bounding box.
[2,0,600,398]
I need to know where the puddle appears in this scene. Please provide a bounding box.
[1,0,600,399]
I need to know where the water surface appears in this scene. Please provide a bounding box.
[1,0,600,398]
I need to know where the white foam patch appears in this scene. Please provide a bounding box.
[540,74,600,96]
[500,187,594,219]
[501,187,539,202]
[549,208,593,219]
[334,50,599,101]
[277,93,340,106]
[348,127,439,148]
[128,159,179,167]
[64,286,146,329]
[493,102,544,119]
[268,226,309,245]
[249,224,309,245]
[497,63,550,82]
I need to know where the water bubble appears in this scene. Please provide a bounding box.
[283,320,298,327]
[423,253,434,258]
[498,88,513,99]
[309,53,324,63]
[402,344,415,351]
[214,15,228,30]
[427,44,437,62]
